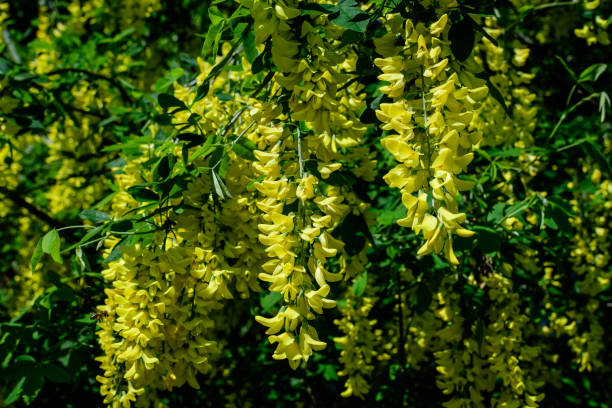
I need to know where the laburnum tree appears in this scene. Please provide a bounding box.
[0,0,610,407]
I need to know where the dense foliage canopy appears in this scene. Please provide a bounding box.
[0,0,610,407]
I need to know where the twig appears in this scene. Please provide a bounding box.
[219,71,275,140]
[396,267,407,371]
[0,187,65,229]
[2,29,21,64]
[297,124,304,178]
[420,66,432,193]
[44,68,133,103]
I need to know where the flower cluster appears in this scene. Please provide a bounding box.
[374,10,489,264]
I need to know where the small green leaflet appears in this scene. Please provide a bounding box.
[30,240,43,273]
[155,67,184,94]
[473,226,501,255]
[261,291,282,313]
[127,186,159,202]
[202,21,225,61]
[158,93,187,111]
[352,271,367,296]
[189,134,215,163]
[39,363,70,383]
[41,229,62,264]
[231,138,257,161]
[242,30,258,63]
[577,63,607,84]
[328,0,369,33]
[3,377,25,405]
[449,17,475,61]
[192,82,210,104]
[79,209,111,224]
[211,170,232,199]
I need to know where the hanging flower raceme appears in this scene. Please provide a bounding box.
[251,123,349,369]
[333,279,382,399]
[374,12,488,264]
[95,51,269,406]
[243,0,377,371]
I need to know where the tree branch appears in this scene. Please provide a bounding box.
[44,68,133,103]
[0,187,66,229]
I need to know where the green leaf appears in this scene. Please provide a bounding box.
[127,186,159,202]
[549,206,572,233]
[153,113,172,125]
[39,363,70,383]
[75,246,88,271]
[242,30,258,63]
[111,219,133,232]
[193,82,210,104]
[177,132,206,148]
[155,67,184,93]
[449,17,475,61]
[3,377,25,405]
[487,203,505,224]
[555,56,576,80]
[300,3,337,15]
[42,229,62,264]
[158,93,187,111]
[330,0,369,32]
[583,141,612,176]
[252,42,272,74]
[79,209,111,224]
[320,364,339,381]
[208,6,225,25]
[261,291,282,313]
[341,29,363,44]
[485,79,512,117]
[468,16,498,46]
[352,271,367,296]
[211,170,232,199]
[231,138,257,161]
[30,239,43,273]
[325,170,356,188]
[389,364,401,381]
[202,21,225,60]
[209,145,230,178]
[487,147,522,158]
[473,226,501,255]
[214,92,234,101]
[22,373,44,404]
[189,130,216,163]
[415,283,432,314]
[334,213,369,255]
[103,242,123,263]
[106,157,126,168]
[99,28,136,44]
[578,63,607,83]
[153,155,173,181]
[599,91,610,123]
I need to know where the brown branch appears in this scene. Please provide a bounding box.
[396,267,407,371]
[44,68,133,103]
[0,187,66,229]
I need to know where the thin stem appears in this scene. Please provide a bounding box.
[217,71,275,141]
[297,124,304,178]
[0,187,65,229]
[43,68,133,102]
[2,29,21,64]
[396,268,407,370]
[57,225,96,232]
[420,66,432,192]
[547,93,600,142]
[220,107,247,140]
[533,0,578,11]
[61,236,107,253]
